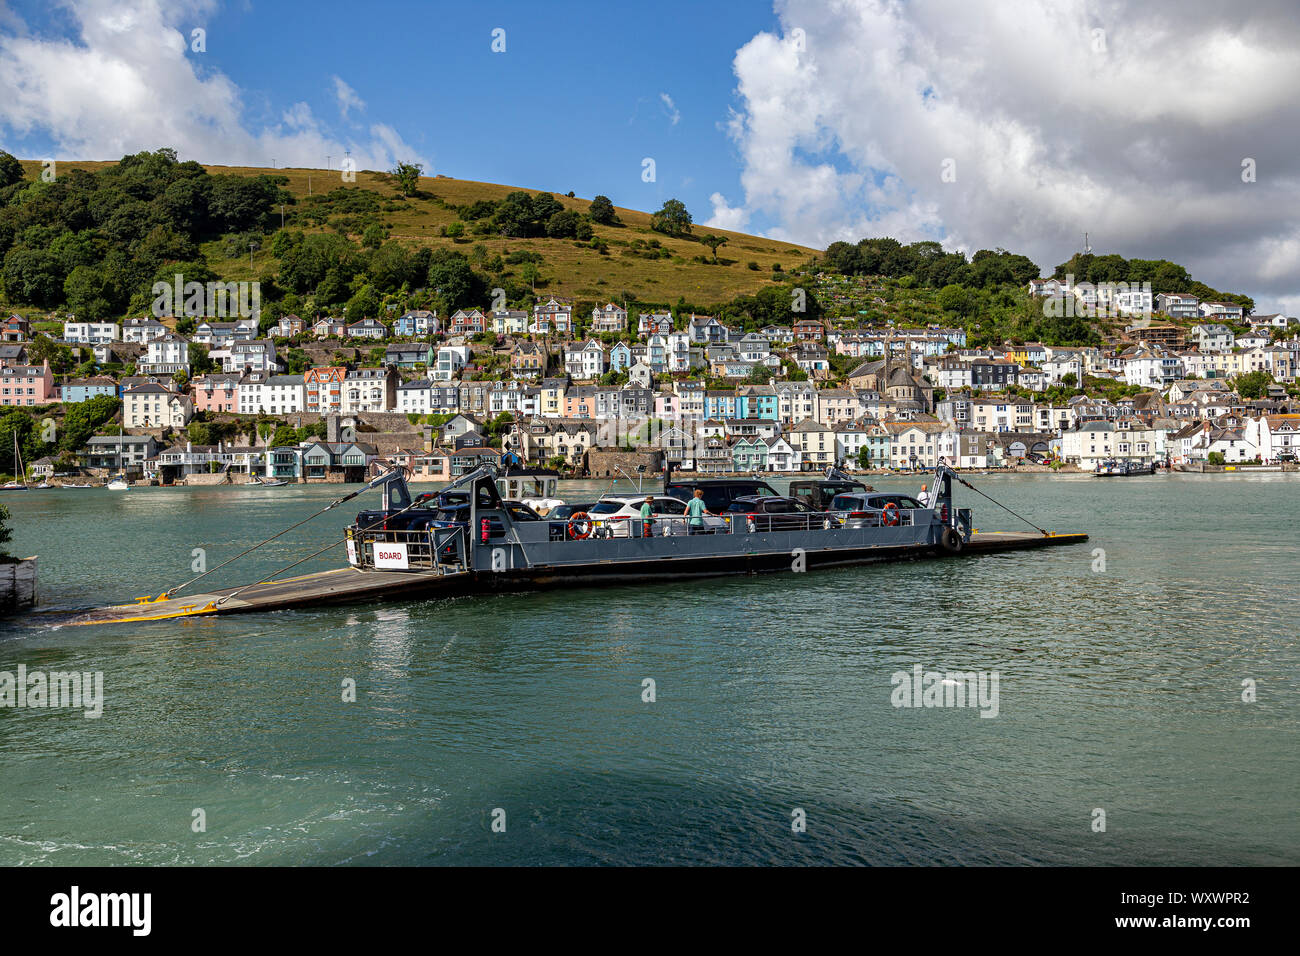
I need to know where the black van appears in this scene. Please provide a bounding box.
[664,478,781,514]
[788,477,870,510]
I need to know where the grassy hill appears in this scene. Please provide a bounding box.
[16,159,819,309]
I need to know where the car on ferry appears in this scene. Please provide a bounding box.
[787,476,872,510]
[663,477,781,514]
[547,501,596,521]
[829,491,929,529]
[586,494,728,537]
[723,495,834,531]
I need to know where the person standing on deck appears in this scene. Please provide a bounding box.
[686,488,713,534]
[640,495,654,538]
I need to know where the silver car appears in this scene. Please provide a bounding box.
[829,492,928,529]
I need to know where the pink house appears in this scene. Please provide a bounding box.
[0,360,55,406]
[190,373,241,413]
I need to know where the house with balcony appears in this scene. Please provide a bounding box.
[79,434,161,477]
[564,340,608,380]
[64,320,120,344]
[299,439,378,482]
[122,317,168,343]
[638,312,673,336]
[304,367,347,414]
[531,297,573,335]
[273,314,305,338]
[310,316,345,338]
[591,303,627,332]
[342,366,398,413]
[392,310,439,337]
[223,340,279,374]
[491,310,528,336]
[138,333,189,374]
[1191,324,1235,353]
[384,344,432,368]
[434,345,471,381]
[346,317,388,340]
[1155,293,1200,320]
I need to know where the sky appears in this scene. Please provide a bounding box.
[1,0,1297,314]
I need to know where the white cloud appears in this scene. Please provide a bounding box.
[723,0,1300,311]
[659,92,680,126]
[704,192,749,232]
[332,75,365,120]
[0,0,429,172]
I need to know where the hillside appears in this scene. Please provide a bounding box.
[12,158,819,310]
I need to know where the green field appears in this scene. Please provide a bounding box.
[17,159,820,308]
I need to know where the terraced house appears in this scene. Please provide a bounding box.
[0,361,54,406]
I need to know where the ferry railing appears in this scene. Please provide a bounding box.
[349,526,470,572]
[573,508,925,539]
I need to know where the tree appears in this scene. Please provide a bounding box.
[63,265,123,321]
[589,195,619,225]
[701,234,728,263]
[651,199,693,237]
[546,210,582,239]
[189,342,217,375]
[346,284,381,321]
[390,162,424,197]
[0,151,24,189]
[1233,370,1272,399]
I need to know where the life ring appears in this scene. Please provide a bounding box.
[567,512,592,540]
[940,527,963,553]
[881,502,900,526]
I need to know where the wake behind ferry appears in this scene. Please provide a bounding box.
[63,461,1087,626]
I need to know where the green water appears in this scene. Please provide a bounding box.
[1,473,1296,865]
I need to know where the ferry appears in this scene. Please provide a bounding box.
[66,461,1087,625]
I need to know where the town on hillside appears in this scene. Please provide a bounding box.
[2,281,1298,485]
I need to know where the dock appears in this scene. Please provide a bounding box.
[52,529,1086,626]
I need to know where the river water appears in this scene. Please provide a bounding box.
[1,473,1296,865]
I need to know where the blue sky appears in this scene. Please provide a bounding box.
[3,0,1299,312]
[2,0,785,236]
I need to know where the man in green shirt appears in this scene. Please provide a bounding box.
[685,488,713,534]
[639,495,654,538]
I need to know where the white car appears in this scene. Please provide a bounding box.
[584,495,727,538]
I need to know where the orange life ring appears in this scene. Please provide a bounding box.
[567,512,592,539]
[881,502,900,526]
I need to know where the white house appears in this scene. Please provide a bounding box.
[1190,324,1235,353]
[434,345,471,382]
[139,333,189,374]
[64,320,120,344]
[238,374,305,415]
[121,317,168,343]
[123,383,192,428]
[396,379,434,415]
[563,340,608,380]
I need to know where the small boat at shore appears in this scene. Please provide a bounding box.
[2,433,28,490]
[249,475,289,487]
[1093,459,1155,477]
